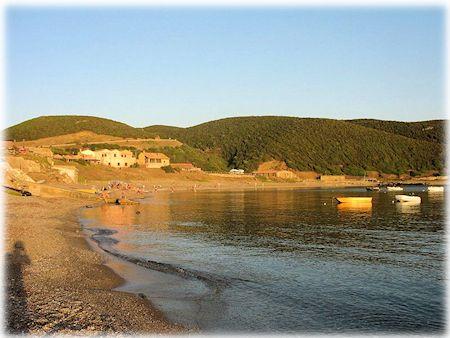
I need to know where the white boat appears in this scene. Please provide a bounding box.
[428,186,444,192]
[395,195,421,203]
[387,186,403,191]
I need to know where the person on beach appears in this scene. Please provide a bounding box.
[100,190,109,203]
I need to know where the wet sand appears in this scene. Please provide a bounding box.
[5,194,185,334]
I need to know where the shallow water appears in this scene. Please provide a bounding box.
[81,187,445,333]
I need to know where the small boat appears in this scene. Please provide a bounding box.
[387,186,403,191]
[366,186,380,191]
[395,195,421,203]
[428,186,444,192]
[335,197,372,204]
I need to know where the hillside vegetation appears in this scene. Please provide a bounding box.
[4,116,150,140]
[145,145,228,172]
[347,119,445,144]
[169,117,444,174]
[5,115,445,175]
[143,125,184,139]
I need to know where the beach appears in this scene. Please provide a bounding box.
[5,194,185,334]
[5,177,446,333]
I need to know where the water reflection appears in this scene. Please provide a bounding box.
[396,202,421,214]
[82,188,445,333]
[337,203,372,213]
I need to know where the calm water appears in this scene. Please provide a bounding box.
[81,187,445,333]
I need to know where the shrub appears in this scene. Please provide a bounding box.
[161,165,175,173]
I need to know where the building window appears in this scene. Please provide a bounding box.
[125,163,128,166]
[157,159,161,163]
[114,154,117,157]
[108,162,111,166]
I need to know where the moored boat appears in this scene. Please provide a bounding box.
[366,186,380,191]
[428,186,444,192]
[395,195,421,203]
[387,186,403,191]
[335,197,372,204]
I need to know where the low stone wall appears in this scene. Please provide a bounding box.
[26,183,97,199]
[319,175,346,182]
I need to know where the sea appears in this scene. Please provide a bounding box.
[81,186,445,334]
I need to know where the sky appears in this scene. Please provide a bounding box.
[5,6,445,128]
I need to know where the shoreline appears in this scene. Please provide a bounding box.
[5,180,445,334]
[5,194,185,334]
[77,184,446,333]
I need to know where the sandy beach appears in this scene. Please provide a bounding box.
[5,194,185,334]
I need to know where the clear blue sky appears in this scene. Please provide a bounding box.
[6,7,445,128]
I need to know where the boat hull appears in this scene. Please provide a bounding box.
[387,187,403,191]
[428,186,444,192]
[335,197,372,204]
[395,195,421,203]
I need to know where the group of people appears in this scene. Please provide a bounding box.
[97,180,148,202]
[95,181,199,203]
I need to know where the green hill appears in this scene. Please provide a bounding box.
[168,116,444,174]
[4,115,150,141]
[347,119,445,144]
[5,115,445,175]
[143,125,184,139]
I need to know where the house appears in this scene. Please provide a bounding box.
[78,149,101,164]
[56,154,81,162]
[171,162,202,172]
[79,149,96,158]
[95,149,136,168]
[137,152,170,168]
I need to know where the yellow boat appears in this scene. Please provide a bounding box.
[335,197,372,204]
